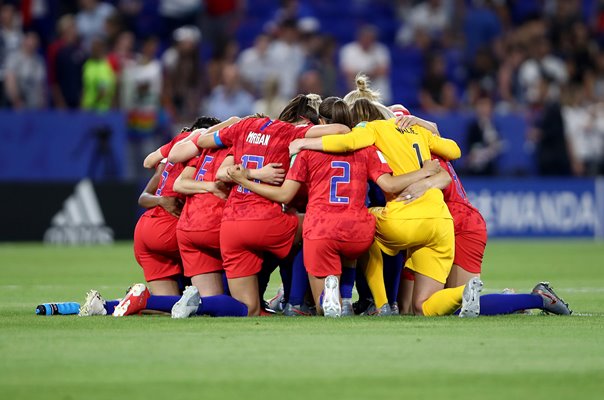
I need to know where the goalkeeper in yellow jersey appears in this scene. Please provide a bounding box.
[289,98,483,317]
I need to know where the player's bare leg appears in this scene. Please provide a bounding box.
[446,264,480,288]
[148,279,180,296]
[308,274,341,316]
[191,272,224,297]
[228,275,261,316]
[411,273,445,315]
[398,271,414,315]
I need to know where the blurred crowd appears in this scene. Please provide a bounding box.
[0,0,603,177]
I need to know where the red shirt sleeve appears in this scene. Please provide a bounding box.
[366,146,393,182]
[292,123,313,139]
[286,151,309,183]
[160,130,192,157]
[217,119,249,147]
[187,155,200,168]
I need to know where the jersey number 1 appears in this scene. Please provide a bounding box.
[329,161,350,204]
[412,143,423,168]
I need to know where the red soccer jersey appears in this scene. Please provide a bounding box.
[287,146,392,241]
[145,131,189,218]
[177,147,230,232]
[216,117,312,221]
[436,156,486,232]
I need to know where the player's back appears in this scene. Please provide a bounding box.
[178,148,229,232]
[146,130,190,218]
[361,119,452,220]
[218,117,311,221]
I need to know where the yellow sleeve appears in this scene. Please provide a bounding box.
[321,122,376,152]
[418,126,461,160]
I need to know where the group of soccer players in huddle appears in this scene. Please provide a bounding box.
[77,75,572,319]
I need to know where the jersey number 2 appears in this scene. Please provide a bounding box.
[329,161,350,204]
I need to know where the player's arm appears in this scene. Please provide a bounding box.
[428,134,461,161]
[374,159,442,194]
[227,165,301,204]
[290,124,376,155]
[173,166,228,199]
[395,169,452,204]
[143,149,165,169]
[138,164,182,217]
[216,155,286,185]
[304,123,351,138]
[196,116,242,149]
[170,117,242,162]
[396,115,440,136]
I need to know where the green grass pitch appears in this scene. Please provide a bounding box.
[1,240,604,400]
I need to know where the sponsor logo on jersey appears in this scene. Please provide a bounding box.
[44,179,114,245]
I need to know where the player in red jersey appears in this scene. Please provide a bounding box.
[131,117,229,297]
[173,146,287,297]
[226,99,445,316]
[182,95,351,316]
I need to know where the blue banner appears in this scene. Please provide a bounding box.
[463,178,604,238]
[0,111,126,181]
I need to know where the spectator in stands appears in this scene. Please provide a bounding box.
[4,31,46,109]
[205,64,253,121]
[238,34,275,97]
[50,14,86,109]
[496,35,525,111]
[396,0,451,47]
[466,48,498,105]
[107,31,135,76]
[528,80,578,176]
[0,3,22,106]
[561,85,604,176]
[419,54,457,112]
[121,36,163,180]
[564,22,597,101]
[465,95,504,175]
[207,39,239,91]
[253,77,288,119]
[203,0,244,50]
[267,18,305,99]
[340,25,391,104]
[161,25,203,124]
[76,0,116,49]
[518,24,567,105]
[81,37,116,111]
[159,0,201,42]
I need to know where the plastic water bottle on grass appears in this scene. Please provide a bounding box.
[35,302,80,315]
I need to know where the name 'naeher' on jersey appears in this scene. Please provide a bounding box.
[287,146,392,242]
[177,147,230,232]
[216,117,312,221]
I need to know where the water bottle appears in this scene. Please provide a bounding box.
[35,302,80,315]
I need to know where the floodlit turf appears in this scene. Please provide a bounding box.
[1,241,604,400]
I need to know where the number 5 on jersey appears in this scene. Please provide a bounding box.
[330,161,350,204]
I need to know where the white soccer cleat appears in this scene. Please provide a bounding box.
[459,277,483,318]
[78,290,107,316]
[322,275,342,318]
[171,286,201,319]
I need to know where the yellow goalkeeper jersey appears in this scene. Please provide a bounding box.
[321,119,460,220]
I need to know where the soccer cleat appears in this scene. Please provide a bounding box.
[267,285,285,313]
[532,282,572,315]
[322,275,342,318]
[171,286,201,318]
[112,283,150,317]
[283,302,313,317]
[341,298,354,317]
[459,277,483,318]
[78,290,107,316]
[361,302,392,316]
[390,302,400,315]
[353,298,374,315]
